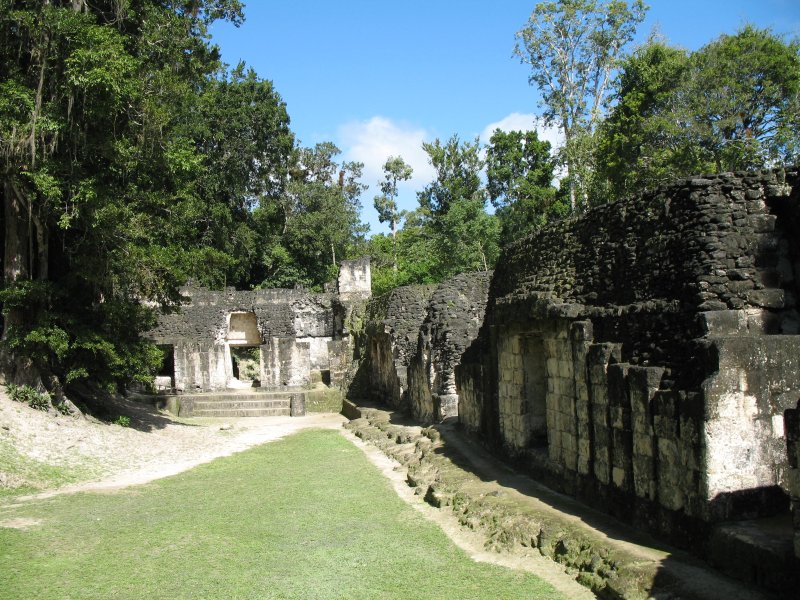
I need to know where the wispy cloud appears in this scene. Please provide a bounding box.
[337,116,437,234]
[480,112,564,150]
[337,116,436,196]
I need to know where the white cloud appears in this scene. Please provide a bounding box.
[337,116,435,196]
[480,112,564,151]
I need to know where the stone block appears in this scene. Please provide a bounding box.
[746,288,785,309]
[612,466,627,489]
[633,433,654,457]
[654,415,678,439]
[699,310,748,335]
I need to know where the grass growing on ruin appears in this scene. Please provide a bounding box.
[0,429,565,599]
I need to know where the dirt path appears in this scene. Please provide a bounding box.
[13,414,348,502]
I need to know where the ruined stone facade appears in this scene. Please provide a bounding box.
[355,272,493,423]
[406,272,493,422]
[353,169,800,563]
[788,400,800,559]
[149,258,370,393]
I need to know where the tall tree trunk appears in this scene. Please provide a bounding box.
[0,177,44,388]
[562,122,576,213]
[2,178,30,341]
[391,217,397,275]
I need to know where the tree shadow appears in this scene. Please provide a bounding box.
[67,384,195,432]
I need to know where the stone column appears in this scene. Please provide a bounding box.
[628,366,664,502]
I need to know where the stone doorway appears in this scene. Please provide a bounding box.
[226,312,263,388]
[155,344,175,391]
[521,335,548,448]
[230,346,261,387]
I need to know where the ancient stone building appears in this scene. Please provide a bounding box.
[355,271,493,423]
[353,169,800,570]
[455,169,800,544]
[149,258,370,393]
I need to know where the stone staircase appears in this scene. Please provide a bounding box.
[162,390,305,418]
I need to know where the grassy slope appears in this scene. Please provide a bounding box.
[0,437,99,501]
[0,429,564,599]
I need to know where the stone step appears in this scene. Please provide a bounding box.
[191,408,292,418]
[178,392,297,403]
[192,399,290,410]
[708,515,798,592]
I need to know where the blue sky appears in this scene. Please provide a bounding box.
[209,1,800,235]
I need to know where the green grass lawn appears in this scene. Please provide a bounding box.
[0,429,564,599]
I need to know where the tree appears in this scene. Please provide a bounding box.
[417,136,499,277]
[596,27,800,198]
[367,210,439,296]
[373,156,413,275]
[0,1,246,391]
[183,63,294,288]
[594,38,694,199]
[514,0,647,211]
[258,142,368,290]
[485,129,561,244]
[683,26,800,171]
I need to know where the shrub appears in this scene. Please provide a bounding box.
[114,416,131,427]
[7,384,51,411]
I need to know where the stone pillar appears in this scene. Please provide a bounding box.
[571,321,594,476]
[628,366,664,502]
[260,337,311,388]
[587,343,621,486]
[653,390,684,511]
[608,363,632,492]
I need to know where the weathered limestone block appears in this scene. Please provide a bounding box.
[571,321,594,475]
[586,343,621,486]
[628,366,665,501]
[149,262,370,393]
[364,284,436,411]
[783,402,800,559]
[608,363,632,492]
[701,336,800,518]
[262,338,311,388]
[408,271,492,423]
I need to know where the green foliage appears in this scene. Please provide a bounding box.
[0,1,302,394]
[596,27,800,198]
[417,135,500,279]
[486,129,563,244]
[113,415,131,427]
[374,156,414,275]
[7,384,51,411]
[594,38,693,199]
[257,143,369,290]
[515,0,648,210]
[373,155,414,231]
[684,26,800,170]
[367,216,440,296]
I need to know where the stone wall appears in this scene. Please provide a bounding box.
[149,259,370,393]
[356,272,492,422]
[407,272,493,422]
[787,400,800,558]
[455,168,800,540]
[362,284,436,409]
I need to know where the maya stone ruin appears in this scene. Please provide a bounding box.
[151,168,800,593]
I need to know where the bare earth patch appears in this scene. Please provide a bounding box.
[0,389,344,501]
